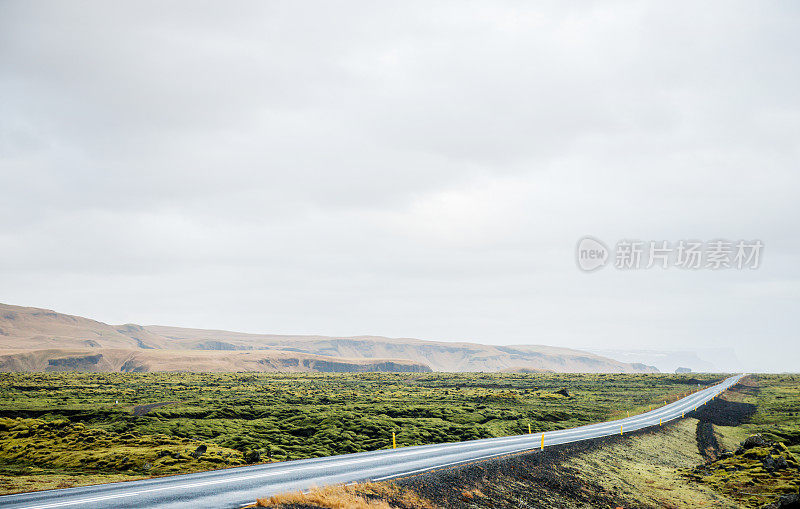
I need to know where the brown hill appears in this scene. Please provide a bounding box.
[146,325,653,373]
[0,303,657,373]
[0,348,429,373]
[0,304,168,350]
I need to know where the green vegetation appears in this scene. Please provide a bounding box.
[686,436,799,507]
[0,371,720,494]
[739,374,800,455]
[685,374,800,507]
[0,417,244,475]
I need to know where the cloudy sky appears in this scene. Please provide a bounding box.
[1,1,798,371]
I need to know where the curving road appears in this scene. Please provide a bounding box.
[0,374,743,509]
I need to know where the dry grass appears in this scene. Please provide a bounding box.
[459,487,487,500]
[256,482,439,509]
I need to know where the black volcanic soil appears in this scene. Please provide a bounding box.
[397,438,627,508]
[693,394,756,461]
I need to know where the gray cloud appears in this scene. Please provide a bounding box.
[1,1,798,371]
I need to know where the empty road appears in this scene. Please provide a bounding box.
[0,374,743,509]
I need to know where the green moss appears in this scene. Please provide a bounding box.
[0,417,245,479]
[684,435,800,507]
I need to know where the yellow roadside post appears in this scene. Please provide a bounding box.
[540,433,544,450]
[392,432,396,449]
[682,410,685,418]
[528,423,532,434]
[659,418,662,426]
[620,424,623,435]
[626,410,629,418]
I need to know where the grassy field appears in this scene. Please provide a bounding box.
[736,374,800,455]
[0,371,721,494]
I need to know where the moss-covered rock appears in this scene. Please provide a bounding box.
[684,434,800,507]
[0,417,246,476]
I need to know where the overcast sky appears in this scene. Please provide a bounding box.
[1,1,798,371]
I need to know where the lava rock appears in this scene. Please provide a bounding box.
[191,444,207,459]
[761,491,800,509]
[244,449,260,463]
[743,435,769,449]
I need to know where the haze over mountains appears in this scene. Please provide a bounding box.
[0,303,657,373]
[588,348,743,374]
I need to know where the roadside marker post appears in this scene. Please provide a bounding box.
[392,432,396,449]
[528,423,532,434]
[541,434,544,450]
[620,424,623,436]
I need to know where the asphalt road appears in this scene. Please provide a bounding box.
[0,374,743,509]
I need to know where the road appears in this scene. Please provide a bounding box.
[0,374,743,509]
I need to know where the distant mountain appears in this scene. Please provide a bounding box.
[588,348,741,373]
[0,348,429,373]
[0,303,658,373]
[144,325,657,373]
